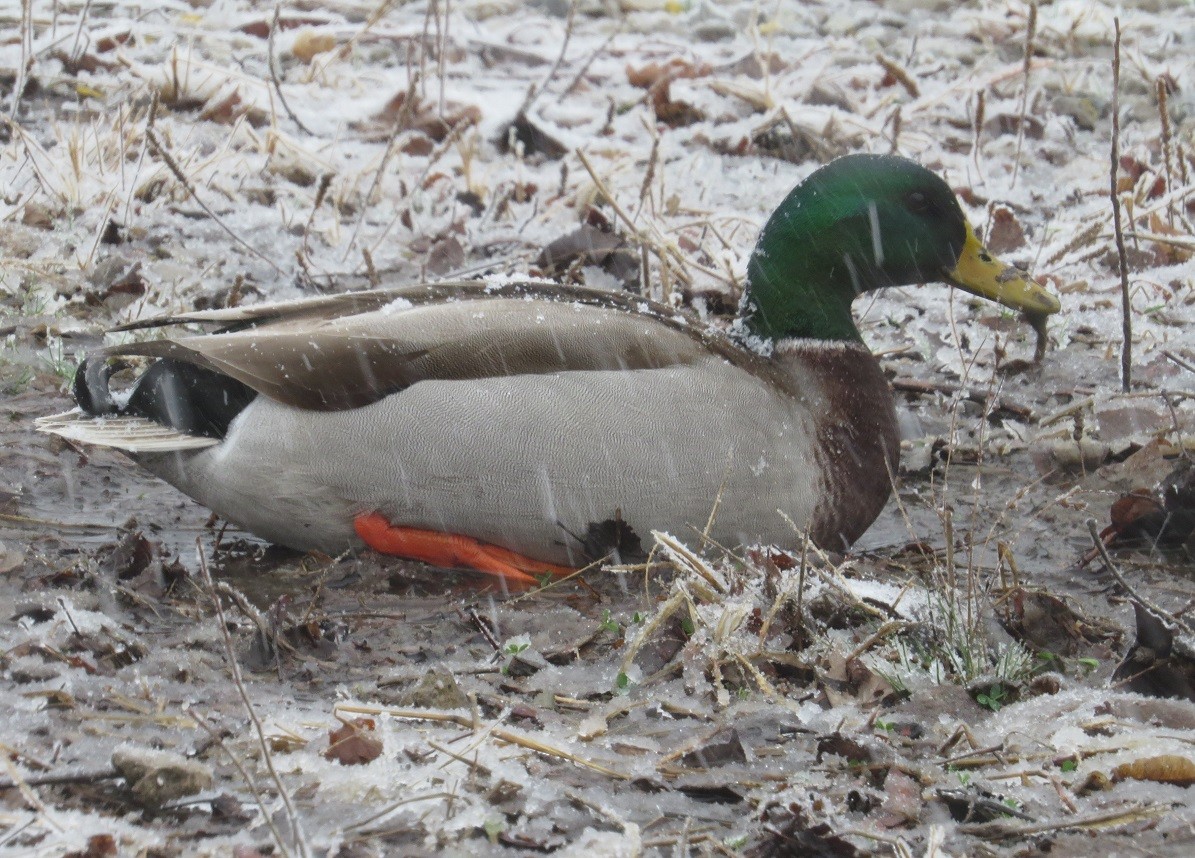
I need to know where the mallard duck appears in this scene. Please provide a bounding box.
[38,154,1059,586]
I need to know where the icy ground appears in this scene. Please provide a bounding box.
[2,0,1194,855]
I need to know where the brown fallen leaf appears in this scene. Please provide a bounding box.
[986,205,1025,254]
[1114,754,1195,787]
[534,224,639,287]
[239,16,329,39]
[876,768,922,828]
[325,717,383,766]
[356,91,480,142]
[747,802,860,857]
[1118,154,1166,199]
[626,59,709,128]
[1101,459,1195,551]
[63,834,118,858]
[199,87,268,127]
[625,58,710,89]
[1147,211,1193,265]
[292,30,337,64]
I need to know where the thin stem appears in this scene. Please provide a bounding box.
[1109,18,1132,393]
[1011,2,1037,188]
[196,540,310,858]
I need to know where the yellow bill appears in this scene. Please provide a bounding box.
[945,222,1060,318]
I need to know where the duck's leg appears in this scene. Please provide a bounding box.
[353,513,574,589]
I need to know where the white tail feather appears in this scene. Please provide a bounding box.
[35,410,220,453]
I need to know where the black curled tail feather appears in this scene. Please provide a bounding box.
[73,356,257,440]
[73,357,119,416]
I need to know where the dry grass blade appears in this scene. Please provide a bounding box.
[268,4,313,135]
[619,587,689,676]
[1010,2,1037,188]
[145,130,284,275]
[197,540,310,858]
[959,803,1168,839]
[651,530,727,594]
[1109,17,1132,392]
[1,756,62,833]
[875,52,918,98]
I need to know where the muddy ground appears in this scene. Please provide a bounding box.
[2,1,1195,855]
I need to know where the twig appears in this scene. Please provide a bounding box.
[302,172,333,251]
[795,528,810,650]
[465,606,501,652]
[1085,519,1195,638]
[1162,350,1195,375]
[366,116,471,261]
[576,148,731,288]
[560,23,621,99]
[846,619,912,662]
[9,0,32,119]
[971,88,986,175]
[197,540,311,858]
[268,4,314,135]
[636,116,660,218]
[890,376,1033,421]
[1,756,61,833]
[146,131,285,274]
[652,530,727,594]
[1157,77,1175,225]
[341,72,420,262]
[959,802,1167,839]
[936,788,1035,822]
[67,0,95,65]
[1109,18,1132,393]
[1010,2,1037,188]
[875,52,918,97]
[186,706,291,851]
[1125,229,1195,250]
[361,246,380,287]
[0,769,118,791]
[522,0,578,114]
[335,703,629,780]
[437,0,449,117]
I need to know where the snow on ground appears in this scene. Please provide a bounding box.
[2,0,1194,855]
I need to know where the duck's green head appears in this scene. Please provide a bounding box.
[742,154,1060,342]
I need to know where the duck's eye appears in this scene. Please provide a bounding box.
[906,191,931,214]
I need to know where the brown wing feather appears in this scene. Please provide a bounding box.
[102,283,732,411]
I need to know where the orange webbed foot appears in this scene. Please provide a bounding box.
[353,513,575,590]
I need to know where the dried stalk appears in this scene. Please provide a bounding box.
[0,768,118,790]
[1011,2,1037,188]
[1157,77,1175,225]
[1085,519,1194,637]
[197,541,311,858]
[186,705,292,854]
[970,88,987,177]
[8,0,32,119]
[269,4,314,135]
[875,52,918,97]
[146,130,284,274]
[1163,350,1195,375]
[1109,18,1132,392]
[561,23,621,99]
[959,803,1167,839]
[522,0,578,114]
[335,703,629,780]
[341,73,419,262]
